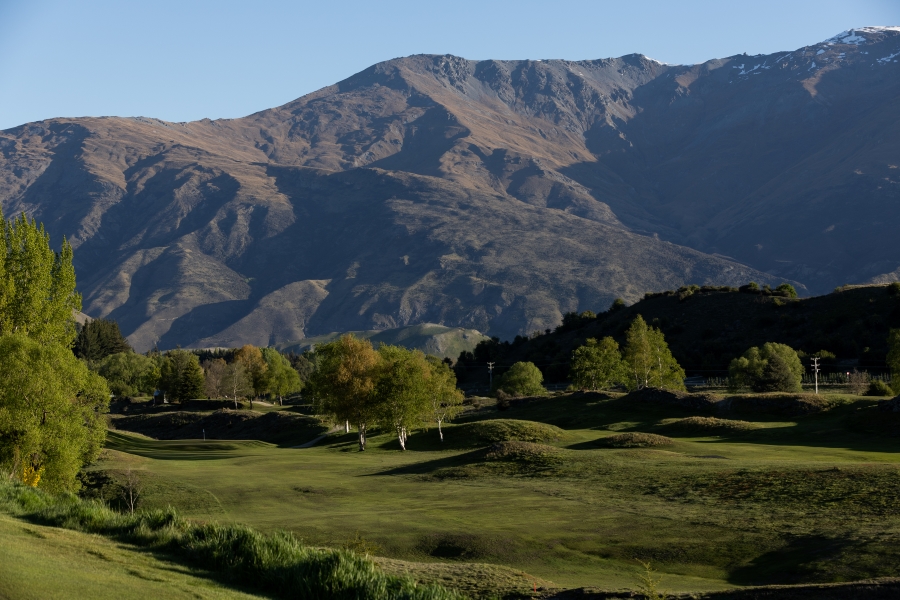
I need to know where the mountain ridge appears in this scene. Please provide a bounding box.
[2,27,898,350]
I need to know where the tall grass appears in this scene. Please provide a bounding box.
[0,481,463,599]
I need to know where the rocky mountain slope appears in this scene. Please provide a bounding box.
[2,27,898,350]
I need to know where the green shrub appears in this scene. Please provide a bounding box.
[494,362,546,397]
[888,282,900,297]
[775,283,798,298]
[865,380,895,397]
[728,343,804,393]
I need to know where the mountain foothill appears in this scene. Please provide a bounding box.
[2,27,899,350]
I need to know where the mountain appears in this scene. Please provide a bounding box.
[1,27,899,350]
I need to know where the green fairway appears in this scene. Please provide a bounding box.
[92,392,900,596]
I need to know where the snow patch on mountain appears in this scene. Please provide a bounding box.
[827,26,900,46]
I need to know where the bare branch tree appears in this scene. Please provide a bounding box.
[121,468,142,515]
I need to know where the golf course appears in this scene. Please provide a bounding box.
[11,388,896,598]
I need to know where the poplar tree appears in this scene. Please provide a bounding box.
[0,211,110,492]
[0,214,81,346]
[623,316,685,391]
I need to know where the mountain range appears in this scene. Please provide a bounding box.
[2,27,899,351]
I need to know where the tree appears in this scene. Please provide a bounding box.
[222,361,252,409]
[775,283,798,298]
[0,334,109,492]
[495,361,546,397]
[887,329,900,380]
[623,316,685,391]
[728,343,804,393]
[202,358,227,399]
[159,349,205,403]
[96,351,160,397]
[235,345,268,402]
[425,356,464,442]
[374,345,432,450]
[261,348,302,405]
[73,319,131,361]
[0,214,81,346]
[0,212,109,493]
[308,334,381,451]
[570,337,627,390]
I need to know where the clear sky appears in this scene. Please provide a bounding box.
[1,0,899,130]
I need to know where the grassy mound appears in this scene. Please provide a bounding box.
[597,432,674,448]
[724,394,830,416]
[663,416,759,435]
[448,419,568,448]
[622,388,723,412]
[0,481,462,600]
[484,441,561,460]
[112,409,327,446]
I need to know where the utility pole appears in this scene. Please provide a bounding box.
[487,362,495,391]
[812,357,820,395]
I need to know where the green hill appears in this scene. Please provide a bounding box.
[456,284,900,385]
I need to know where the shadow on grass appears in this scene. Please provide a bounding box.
[728,535,856,586]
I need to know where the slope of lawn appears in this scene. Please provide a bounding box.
[0,511,264,600]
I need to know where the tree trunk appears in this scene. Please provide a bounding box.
[345,420,350,433]
[233,396,238,410]
[398,426,407,451]
[438,419,444,442]
[358,423,367,451]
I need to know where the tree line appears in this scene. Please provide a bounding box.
[76,324,306,407]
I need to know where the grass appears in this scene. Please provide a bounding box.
[30,390,900,597]
[0,511,264,600]
[0,482,463,600]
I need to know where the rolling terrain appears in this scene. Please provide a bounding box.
[2,27,900,349]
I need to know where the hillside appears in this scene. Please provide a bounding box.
[457,284,900,385]
[2,27,899,349]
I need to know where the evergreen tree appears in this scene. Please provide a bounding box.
[73,318,131,361]
[570,337,627,391]
[159,349,204,403]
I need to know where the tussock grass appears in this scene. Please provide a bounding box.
[662,417,759,435]
[452,419,568,446]
[597,432,674,448]
[0,482,462,600]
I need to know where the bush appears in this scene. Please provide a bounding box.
[888,282,900,297]
[728,343,804,393]
[494,362,546,397]
[775,283,798,298]
[865,380,895,397]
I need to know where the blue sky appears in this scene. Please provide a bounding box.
[1,0,899,130]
